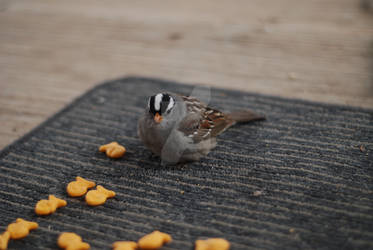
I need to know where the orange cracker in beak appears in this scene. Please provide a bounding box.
[154,112,163,123]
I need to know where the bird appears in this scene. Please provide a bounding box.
[138,92,264,165]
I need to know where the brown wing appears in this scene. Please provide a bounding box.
[178,95,234,143]
[204,107,235,137]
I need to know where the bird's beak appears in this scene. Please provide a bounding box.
[154,112,163,123]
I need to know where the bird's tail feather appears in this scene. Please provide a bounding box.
[227,110,265,123]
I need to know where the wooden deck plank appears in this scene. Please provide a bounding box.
[0,0,372,149]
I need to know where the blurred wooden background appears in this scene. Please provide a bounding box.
[0,0,372,149]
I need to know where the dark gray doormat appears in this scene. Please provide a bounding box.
[0,77,372,250]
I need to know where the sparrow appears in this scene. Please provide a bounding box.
[138,93,264,165]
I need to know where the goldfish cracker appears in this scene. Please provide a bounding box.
[85,185,115,206]
[58,232,90,250]
[99,142,126,159]
[35,195,67,215]
[0,231,10,250]
[67,176,96,197]
[195,238,230,250]
[112,241,138,250]
[7,218,38,240]
[137,231,172,249]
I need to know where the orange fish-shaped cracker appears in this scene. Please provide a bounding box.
[7,218,38,240]
[85,185,115,206]
[112,241,138,250]
[99,142,126,159]
[138,231,172,249]
[58,232,90,250]
[0,231,10,250]
[195,238,230,250]
[67,176,96,197]
[35,195,67,215]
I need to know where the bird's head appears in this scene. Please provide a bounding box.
[147,93,176,124]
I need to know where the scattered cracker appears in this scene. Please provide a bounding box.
[138,231,172,249]
[67,176,96,197]
[112,241,138,250]
[7,218,38,240]
[35,195,67,216]
[85,185,115,206]
[58,232,90,250]
[195,238,230,250]
[99,142,126,159]
[0,231,10,250]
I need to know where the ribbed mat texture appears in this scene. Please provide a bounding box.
[0,77,372,250]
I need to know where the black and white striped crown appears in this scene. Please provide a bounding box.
[148,93,175,115]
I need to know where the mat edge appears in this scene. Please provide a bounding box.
[1,75,372,158]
